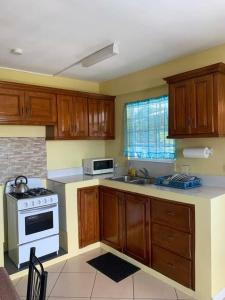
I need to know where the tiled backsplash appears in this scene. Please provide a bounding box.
[0,137,47,183]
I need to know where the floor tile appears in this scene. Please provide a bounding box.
[176,289,196,299]
[50,272,96,298]
[12,277,21,286]
[92,272,133,298]
[49,298,89,300]
[45,260,66,273]
[134,271,177,299]
[62,248,104,273]
[15,273,59,297]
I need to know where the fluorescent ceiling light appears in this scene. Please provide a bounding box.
[54,42,119,75]
[81,42,119,67]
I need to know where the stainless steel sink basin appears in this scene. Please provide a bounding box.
[108,175,154,185]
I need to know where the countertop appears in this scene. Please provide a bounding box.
[48,174,225,201]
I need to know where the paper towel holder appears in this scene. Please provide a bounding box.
[183,147,214,159]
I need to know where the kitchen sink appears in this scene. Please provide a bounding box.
[108,175,154,185]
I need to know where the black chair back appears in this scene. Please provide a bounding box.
[26,247,48,300]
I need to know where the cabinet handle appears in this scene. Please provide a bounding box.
[21,106,24,116]
[167,262,175,268]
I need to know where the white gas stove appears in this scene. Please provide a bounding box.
[6,178,59,269]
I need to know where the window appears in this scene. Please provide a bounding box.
[124,95,175,160]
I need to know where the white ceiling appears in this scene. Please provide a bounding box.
[1,0,225,82]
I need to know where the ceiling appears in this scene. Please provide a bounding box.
[1,0,225,82]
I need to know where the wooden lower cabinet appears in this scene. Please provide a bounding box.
[99,186,123,250]
[78,186,100,248]
[123,193,150,264]
[78,186,195,290]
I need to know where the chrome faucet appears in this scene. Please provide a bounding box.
[138,168,150,178]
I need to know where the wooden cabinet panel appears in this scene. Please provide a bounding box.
[26,92,56,124]
[57,95,73,138]
[124,193,150,264]
[101,100,115,138]
[152,245,193,289]
[100,187,123,250]
[169,81,190,136]
[88,98,115,138]
[151,199,192,233]
[152,223,192,259]
[73,96,88,137]
[78,186,99,248]
[190,75,214,134]
[88,99,102,137]
[165,63,225,138]
[0,88,25,122]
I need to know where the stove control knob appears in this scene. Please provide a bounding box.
[24,202,28,208]
[38,200,41,205]
[44,198,47,204]
[50,197,54,203]
[32,201,35,207]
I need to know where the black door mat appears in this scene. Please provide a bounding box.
[87,252,140,282]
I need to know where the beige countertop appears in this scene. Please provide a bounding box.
[48,174,225,201]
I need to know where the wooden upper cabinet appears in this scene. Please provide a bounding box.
[165,62,225,138]
[57,94,73,138]
[25,91,56,124]
[190,75,214,134]
[78,186,99,248]
[0,87,25,122]
[123,193,150,265]
[73,96,88,137]
[88,98,115,138]
[169,81,190,136]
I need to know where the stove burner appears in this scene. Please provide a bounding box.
[9,188,54,200]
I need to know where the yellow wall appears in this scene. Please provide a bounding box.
[0,68,104,171]
[102,43,225,176]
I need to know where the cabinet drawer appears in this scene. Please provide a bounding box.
[152,245,193,289]
[151,199,192,232]
[152,223,192,259]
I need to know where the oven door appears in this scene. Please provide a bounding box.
[17,203,59,245]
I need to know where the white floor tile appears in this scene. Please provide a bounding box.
[92,272,133,298]
[15,273,59,297]
[176,289,196,299]
[50,272,96,298]
[45,260,66,273]
[134,271,177,299]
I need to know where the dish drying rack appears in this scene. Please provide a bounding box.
[155,173,202,189]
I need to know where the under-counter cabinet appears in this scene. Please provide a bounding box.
[123,193,150,265]
[165,62,225,138]
[151,198,195,289]
[99,186,124,251]
[78,186,100,248]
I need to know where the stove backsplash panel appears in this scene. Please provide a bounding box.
[0,137,47,183]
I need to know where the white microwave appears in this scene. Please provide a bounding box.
[83,158,114,175]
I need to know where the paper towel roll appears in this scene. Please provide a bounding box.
[183,147,213,159]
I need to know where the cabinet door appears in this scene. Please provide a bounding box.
[190,75,214,134]
[72,96,88,137]
[88,99,102,137]
[101,100,115,138]
[26,92,56,124]
[0,87,25,122]
[78,186,99,248]
[124,193,150,264]
[100,187,123,250]
[169,81,190,136]
[57,95,73,138]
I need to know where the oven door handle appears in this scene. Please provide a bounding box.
[18,203,57,214]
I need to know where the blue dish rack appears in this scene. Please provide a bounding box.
[155,175,202,189]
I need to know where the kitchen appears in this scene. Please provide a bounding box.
[1,1,225,300]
